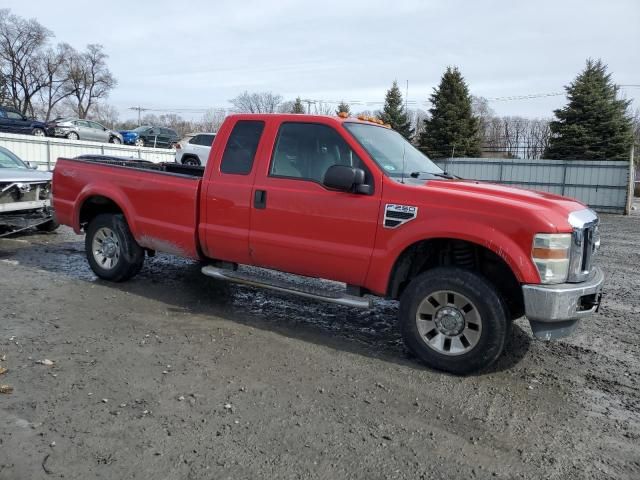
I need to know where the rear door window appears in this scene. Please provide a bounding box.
[198,134,215,146]
[220,121,265,175]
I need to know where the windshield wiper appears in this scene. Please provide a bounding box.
[409,171,457,180]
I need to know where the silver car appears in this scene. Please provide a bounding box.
[0,146,57,234]
[46,118,123,144]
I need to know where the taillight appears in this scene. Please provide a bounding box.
[175,144,182,149]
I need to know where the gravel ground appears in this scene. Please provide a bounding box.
[0,209,638,479]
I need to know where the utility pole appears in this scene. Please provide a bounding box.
[301,99,316,114]
[129,106,149,126]
[405,80,409,113]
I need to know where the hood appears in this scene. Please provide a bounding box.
[0,168,52,183]
[120,130,138,137]
[417,179,587,232]
[431,179,582,210]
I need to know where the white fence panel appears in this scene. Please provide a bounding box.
[0,131,175,170]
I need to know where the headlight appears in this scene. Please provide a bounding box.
[532,233,572,284]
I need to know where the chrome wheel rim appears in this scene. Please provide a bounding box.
[416,290,482,356]
[34,129,45,137]
[92,227,120,270]
[68,133,78,140]
[135,139,144,146]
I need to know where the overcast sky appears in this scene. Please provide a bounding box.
[7,0,640,121]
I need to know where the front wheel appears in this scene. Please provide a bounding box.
[85,213,144,282]
[399,267,508,375]
[110,136,122,144]
[67,131,79,140]
[32,128,45,137]
[134,138,144,147]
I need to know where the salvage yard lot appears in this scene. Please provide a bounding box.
[1,210,639,479]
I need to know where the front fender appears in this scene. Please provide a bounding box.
[365,218,540,296]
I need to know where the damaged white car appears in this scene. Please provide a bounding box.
[0,146,58,236]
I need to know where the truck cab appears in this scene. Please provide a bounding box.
[53,113,604,374]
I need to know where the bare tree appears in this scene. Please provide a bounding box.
[199,108,227,131]
[0,9,52,115]
[67,44,116,118]
[37,42,76,120]
[87,102,120,128]
[313,101,334,115]
[229,91,283,113]
[478,115,551,159]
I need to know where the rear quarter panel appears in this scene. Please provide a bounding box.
[53,158,202,259]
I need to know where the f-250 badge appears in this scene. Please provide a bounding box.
[384,204,418,229]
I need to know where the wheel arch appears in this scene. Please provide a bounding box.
[75,190,138,238]
[387,237,526,320]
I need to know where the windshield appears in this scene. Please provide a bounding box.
[132,126,150,133]
[0,148,27,169]
[344,123,443,178]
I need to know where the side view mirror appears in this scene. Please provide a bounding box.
[26,161,38,170]
[323,165,371,194]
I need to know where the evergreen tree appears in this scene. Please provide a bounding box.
[544,59,633,160]
[419,67,481,158]
[378,81,413,139]
[291,97,305,114]
[336,100,351,116]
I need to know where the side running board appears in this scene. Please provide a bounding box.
[201,265,372,309]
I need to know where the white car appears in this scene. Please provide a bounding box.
[175,132,216,166]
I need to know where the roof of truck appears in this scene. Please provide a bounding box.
[225,113,392,129]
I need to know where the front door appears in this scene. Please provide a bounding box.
[249,121,381,286]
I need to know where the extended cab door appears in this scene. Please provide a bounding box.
[200,119,266,264]
[248,120,382,286]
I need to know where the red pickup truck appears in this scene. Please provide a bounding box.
[53,114,603,374]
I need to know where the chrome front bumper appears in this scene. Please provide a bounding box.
[522,267,604,340]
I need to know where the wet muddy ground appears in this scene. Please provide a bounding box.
[1,210,639,479]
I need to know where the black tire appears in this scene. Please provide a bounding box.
[85,213,144,282]
[36,219,59,232]
[32,128,45,137]
[110,136,122,144]
[182,156,200,166]
[67,132,79,140]
[399,267,508,375]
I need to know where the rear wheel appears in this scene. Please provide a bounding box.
[182,156,200,166]
[32,128,45,137]
[134,138,144,147]
[399,267,508,375]
[85,213,144,282]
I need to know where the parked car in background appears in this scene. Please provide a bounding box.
[175,132,216,165]
[0,106,47,137]
[46,118,123,144]
[119,126,180,149]
[0,146,57,234]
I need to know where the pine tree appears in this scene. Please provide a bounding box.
[544,59,633,160]
[378,81,413,139]
[419,67,481,158]
[291,97,305,114]
[336,101,351,116]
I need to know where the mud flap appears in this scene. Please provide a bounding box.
[529,319,580,340]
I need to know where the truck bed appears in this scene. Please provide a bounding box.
[53,156,204,259]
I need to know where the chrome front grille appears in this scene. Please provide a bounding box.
[567,209,599,282]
